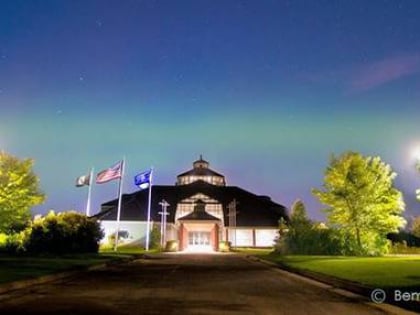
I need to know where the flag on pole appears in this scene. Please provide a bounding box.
[113,157,125,251]
[138,167,154,251]
[134,169,152,189]
[76,173,91,187]
[76,168,94,216]
[96,161,123,184]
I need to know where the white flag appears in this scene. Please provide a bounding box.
[76,174,90,187]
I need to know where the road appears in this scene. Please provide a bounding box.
[0,253,393,315]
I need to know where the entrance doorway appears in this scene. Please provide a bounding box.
[187,231,212,251]
[178,222,219,251]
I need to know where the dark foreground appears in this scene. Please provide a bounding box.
[0,253,393,314]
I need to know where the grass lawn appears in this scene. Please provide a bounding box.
[259,253,420,289]
[232,247,274,256]
[0,251,141,285]
[0,243,160,285]
[99,244,159,255]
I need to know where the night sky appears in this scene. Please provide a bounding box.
[1,0,420,221]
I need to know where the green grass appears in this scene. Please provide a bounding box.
[0,255,101,284]
[0,252,136,284]
[0,243,161,285]
[259,253,420,288]
[232,247,273,256]
[99,243,159,255]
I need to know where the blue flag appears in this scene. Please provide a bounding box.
[134,169,152,189]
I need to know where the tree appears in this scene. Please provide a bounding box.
[275,199,345,255]
[0,151,45,233]
[312,151,406,255]
[276,199,309,254]
[285,199,313,253]
[289,199,310,224]
[411,216,420,238]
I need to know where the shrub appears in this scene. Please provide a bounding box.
[0,233,9,253]
[108,233,117,248]
[25,210,103,254]
[389,241,420,255]
[0,231,29,254]
[275,224,347,255]
[107,230,131,248]
[0,233,7,247]
[149,225,161,250]
[219,241,231,252]
[165,240,179,252]
[275,200,349,255]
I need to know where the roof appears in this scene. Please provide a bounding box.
[97,180,288,227]
[177,155,225,178]
[177,167,225,178]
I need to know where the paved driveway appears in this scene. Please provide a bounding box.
[0,253,392,314]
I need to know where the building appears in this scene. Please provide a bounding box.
[98,156,287,251]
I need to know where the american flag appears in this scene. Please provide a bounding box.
[96,161,123,184]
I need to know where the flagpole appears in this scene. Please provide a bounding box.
[145,167,153,251]
[86,167,94,217]
[114,158,125,251]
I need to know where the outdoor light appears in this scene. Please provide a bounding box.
[410,144,420,200]
[416,157,420,171]
[410,145,420,170]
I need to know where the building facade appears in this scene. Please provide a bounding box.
[99,157,287,251]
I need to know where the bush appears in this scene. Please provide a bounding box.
[5,231,28,254]
[0,231,28,254]
[219,241,231,252]
[25,210,104,255]
[149,225,161,250]
[275,225,347,255]
[0,233,10,253]
[0,233,7,248]
[389,241,420,254]
[275,200,350,255]
[165,240,179,252]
